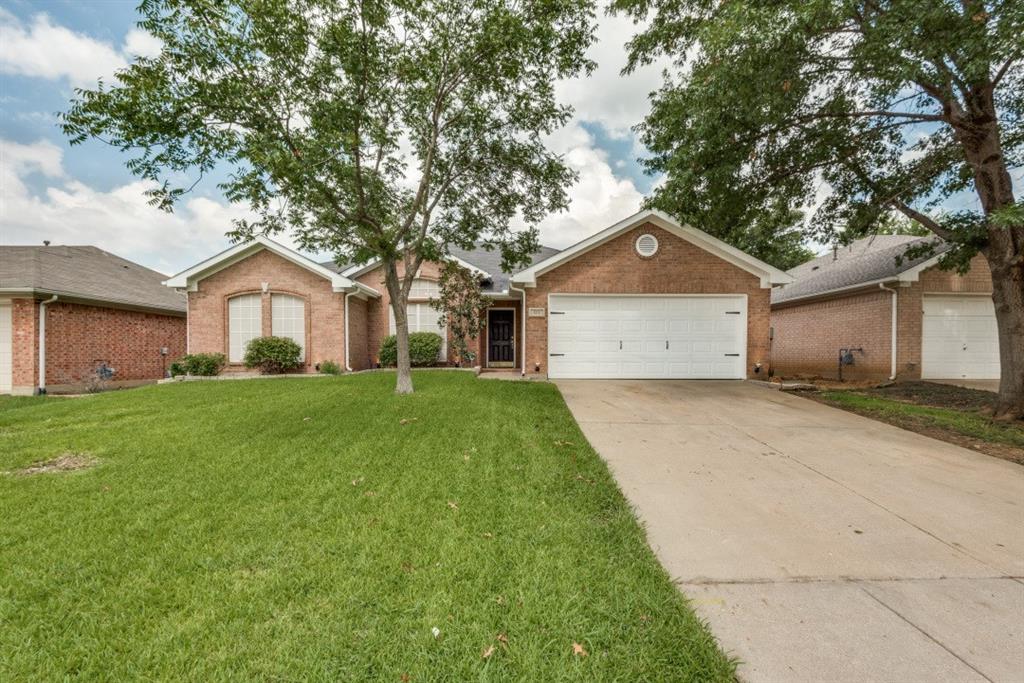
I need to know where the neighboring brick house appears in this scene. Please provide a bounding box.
[166,210,792,379]
[770,235,997,381]
[0,246,186,395]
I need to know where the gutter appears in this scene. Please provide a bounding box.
[878,283,898,380]
[37,295,58,394]
[344,291,354,372]
[509,283,527,377]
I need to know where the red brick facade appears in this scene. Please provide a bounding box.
[186,248,372,371]
[5,297,185,395]
[771,254,993,380]
[521,224,772,378]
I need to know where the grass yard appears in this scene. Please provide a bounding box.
[0,372,733,681]
[812,382,1024,464]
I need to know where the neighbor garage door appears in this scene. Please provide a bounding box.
[547,295,746,379]
[0,302,11,394]
[921,295,1000,380]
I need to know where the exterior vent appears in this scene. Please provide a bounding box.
[635,233,659,257]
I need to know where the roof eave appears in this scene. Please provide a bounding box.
[771,253,943,307]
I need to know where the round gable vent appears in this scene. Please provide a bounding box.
[635,233,659,257]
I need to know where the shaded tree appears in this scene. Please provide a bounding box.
[63,0,596,394]
[615,0,1023,418]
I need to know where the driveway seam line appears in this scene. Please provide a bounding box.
[858,584,995,683]
[730,424,1010,578]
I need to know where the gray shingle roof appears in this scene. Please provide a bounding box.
[772,235,948,305]
[0,246,186,314]
[319,243,562,294]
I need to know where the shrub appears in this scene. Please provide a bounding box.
[378,332,443,367]
[170,353,225,376]
[319,360,342,375]
[243,336,303,374]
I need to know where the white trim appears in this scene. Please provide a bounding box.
[879,283,898,380]
[342,254,489,281]
[545,292,748,380]
[38,294,58,394]
[344,292,354,372]
[485,306,517,368]
[164,236,380,298]
[509,283,528,376]
[511,209,793,288]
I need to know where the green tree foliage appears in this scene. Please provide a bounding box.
[430,262,492,366]
[614,0,1023,417]
[62,0,596,394]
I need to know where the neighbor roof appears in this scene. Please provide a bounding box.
[0,245,187,314]
[772,235,949,305]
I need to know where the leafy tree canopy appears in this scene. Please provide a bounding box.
[63,0,597,393]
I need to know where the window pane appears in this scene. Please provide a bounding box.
[228,294,262,362]
[409,278,440,299]
[271,294,305,358]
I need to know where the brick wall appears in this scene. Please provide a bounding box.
[187,248,350,371]
[770,254,993,380]
[771,290,893,379]
[522,224,772,378]
[347,295,370,370]
[7,297,185,394]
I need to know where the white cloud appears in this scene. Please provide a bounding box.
[0,10,160,88]
[555,6,670,139]
[0,138,247,274]
[534,123,644,248]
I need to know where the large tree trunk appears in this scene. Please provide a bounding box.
[384,259,414,395]
[959,103,1022,419]
[987,250,1024,420]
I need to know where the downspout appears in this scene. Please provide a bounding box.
[509,283,527,377]
[344,291,354,372]
[37,295,58,394]
[879,283,897,381]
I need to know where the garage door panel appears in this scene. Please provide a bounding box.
[547,295,746,379]
[922,295,1000,380]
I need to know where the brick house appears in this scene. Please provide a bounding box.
[770,235,997,382]
[166,210,792,379]
[0,246,187,395]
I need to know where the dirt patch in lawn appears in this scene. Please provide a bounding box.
[8,453,99,476]
[864,381,1000,411]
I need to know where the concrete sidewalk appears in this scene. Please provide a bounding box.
[557,380,1024,682]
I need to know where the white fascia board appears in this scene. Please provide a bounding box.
[509,209,794,288]
[342,255,491,280]
[163,236,371,294]
[895,253,943,282]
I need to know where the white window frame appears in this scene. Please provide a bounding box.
[228,293,262,363]
[271,294,306,360]
[408,278,441,300]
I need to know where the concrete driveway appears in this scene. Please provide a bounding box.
[557,380,1024,682]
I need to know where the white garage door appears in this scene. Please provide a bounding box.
[547,295,747,379]
[921,295,1000,380]
[0,302,11,394]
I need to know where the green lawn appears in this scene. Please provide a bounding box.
[0,372,733,681]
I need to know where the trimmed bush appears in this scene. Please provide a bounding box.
[243,336,303,374]
[378,332,443,367]
[319,360,342,375]
[171,353,226,377]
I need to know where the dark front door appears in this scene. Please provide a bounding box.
[488,310,515,367]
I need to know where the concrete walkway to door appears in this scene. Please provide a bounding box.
[557,380,1024,682]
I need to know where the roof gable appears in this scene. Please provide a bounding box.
[510,209,793,288]
[164,236,379,298]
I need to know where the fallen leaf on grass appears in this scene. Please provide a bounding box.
[364,490,377,497]
[400,674,411,682]
[399,418,419,425]
[447,501,459,510]
[572,642,588,657]
[351,477,364,486]
[431,626,441,639]
[302,416,311,422]
[496,633,509,646]
[482,532,493,539]
[481,645,495,659]
[554,440,574,447]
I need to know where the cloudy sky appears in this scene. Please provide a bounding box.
[0,0,671,275]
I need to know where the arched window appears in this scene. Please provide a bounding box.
[271,294,306,357]
[228,294,261,362]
